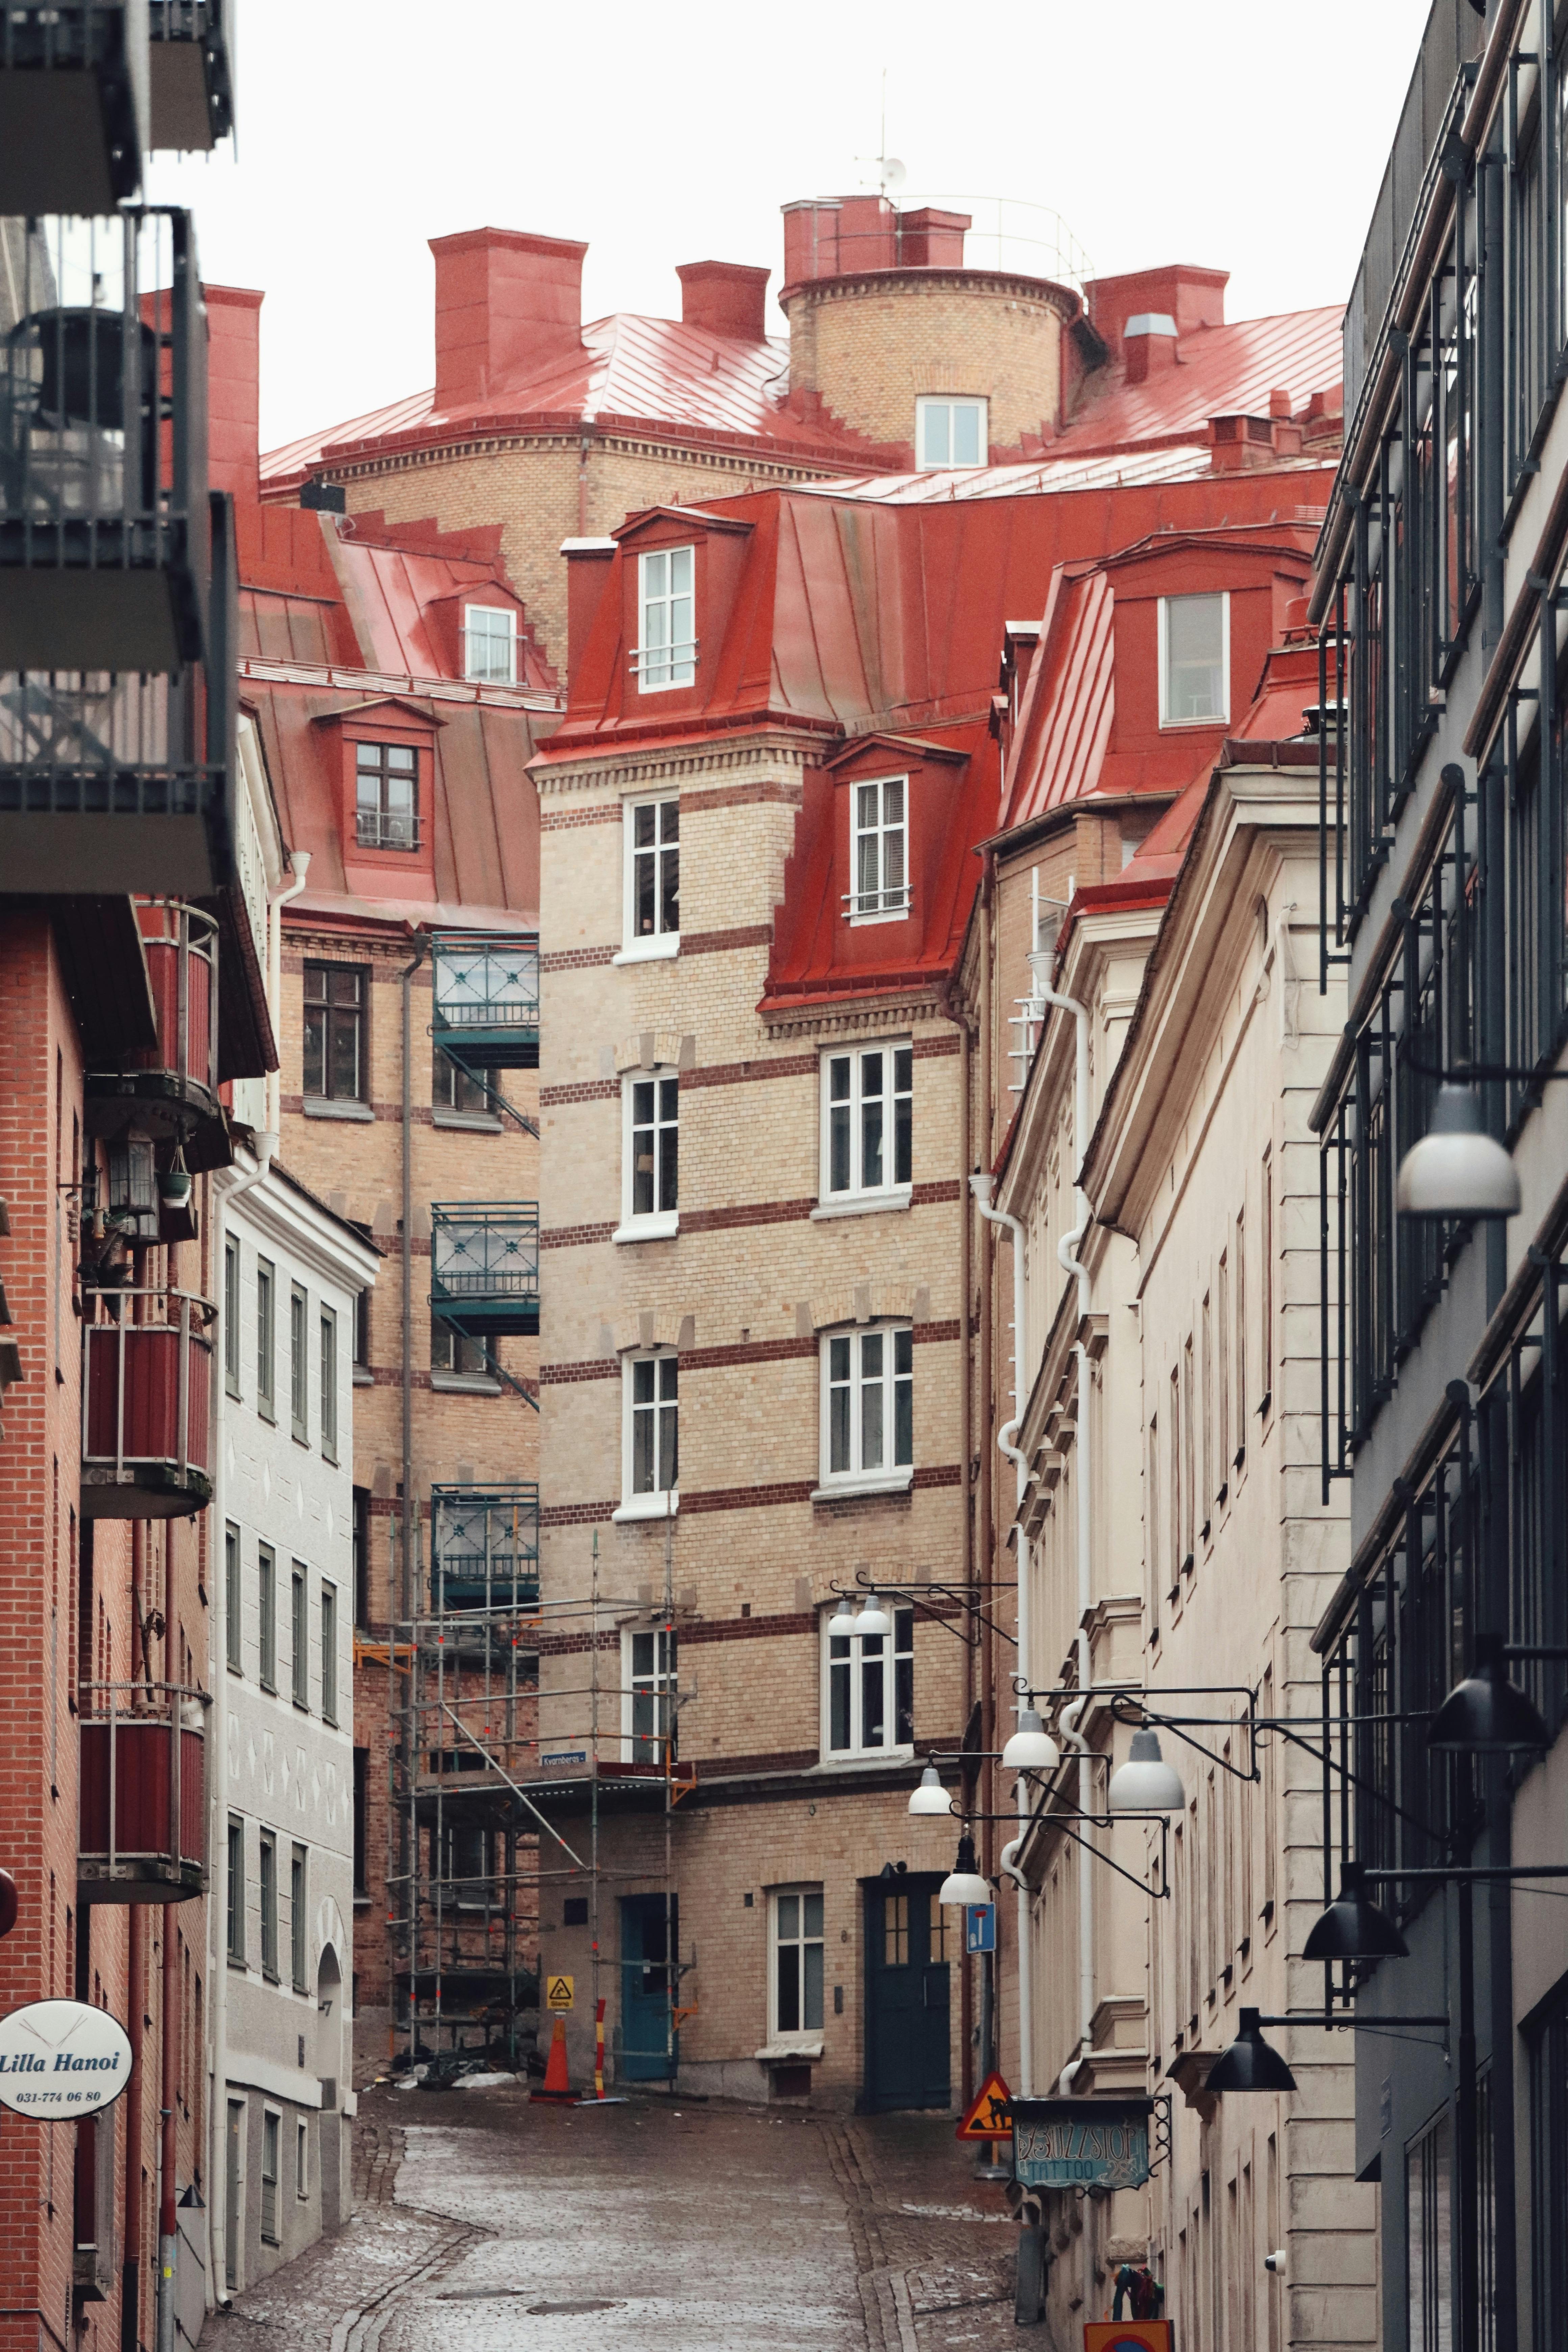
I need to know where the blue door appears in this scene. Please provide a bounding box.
[864,1876,950,2111]
[618,1893,678,2082]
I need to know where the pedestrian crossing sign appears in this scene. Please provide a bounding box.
[546,1975,574,2012]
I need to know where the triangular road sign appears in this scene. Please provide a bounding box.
[956,2070,1013,2141]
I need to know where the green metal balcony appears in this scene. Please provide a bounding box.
[431,932,539,1072]
[430,1483,539,1616]
[429,1202,539,1338]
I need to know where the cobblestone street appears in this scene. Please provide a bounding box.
[198,2088,1024,2352]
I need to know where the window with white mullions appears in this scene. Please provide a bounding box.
[822,1324,913,1487]
[624,798,680,949]
[823,1044,912,1199]
[462,604,516,685]
[625,1353,678,1504]
[770,1887,825,2041]
[1158,593,1229,726]
[636,546,695,689]
[625,1626,677,1764]
[850,777,908,918]
[624,1071,679,1226]
[916,396,987,468]
[825,1605,914,1757]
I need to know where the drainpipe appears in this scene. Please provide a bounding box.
[204,1131,275,2310]
[266,853,311,1138]
[969,1170,1033,2099]
[398,929,430,2024]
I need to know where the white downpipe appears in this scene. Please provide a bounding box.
[970,1172,1033,2097]
[205,1130,275,2305]
[265,852,311,1136]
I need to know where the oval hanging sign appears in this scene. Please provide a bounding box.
[0,2000,133,2119]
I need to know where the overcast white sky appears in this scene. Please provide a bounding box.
[145,0,1434,454]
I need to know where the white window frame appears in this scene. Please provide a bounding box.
[767,1886,826,2049]
[814,1322,914,1499]
[620,1624,677,1764]
[615,1067,679,1243]
[814,1042,913,1215]
[634,545,696,691]
[615,795,680,963]
[1157,591,1230,728]
[916,395,988,469]
[820,1603,915,1761]
[462,603,517,685]
[847,775,910,924]
[614,1350,679,1521]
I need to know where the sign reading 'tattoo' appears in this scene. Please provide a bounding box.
[0,2001,133,2119]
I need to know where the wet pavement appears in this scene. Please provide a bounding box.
[199,2086,1022,2352]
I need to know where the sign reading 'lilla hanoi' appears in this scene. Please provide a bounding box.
[1010,2097,1154,2191]
[0,2000,133,2121]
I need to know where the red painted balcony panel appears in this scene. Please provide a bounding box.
[78,1695,206,1903]
[81,1288,214,1518]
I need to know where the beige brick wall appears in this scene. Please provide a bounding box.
[784,273,1068,455]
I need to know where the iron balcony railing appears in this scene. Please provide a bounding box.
[0,4,149,213]
[428,1203,539,1337]
[0,207,209,676]
[77,1677,207,1903]
[430,1483,540,1616]
[430,932,539,1070]
[80,1282,214,1516]
[147,0,234,151]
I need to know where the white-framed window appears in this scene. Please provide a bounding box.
[1158,592,1229,726]
[463,604,517,685]
[622,1625,677,1764]
[617,1069,679,1241]
[818,1043,912,1208]
[616,1351,678,1519]
[823,1603,915,1758]
[916,395,987,468]
[635,546,695,690]
[617,796,680,961]
[848,777,909,921]
[768,1887,825,2044]
[817,1324,913,1494]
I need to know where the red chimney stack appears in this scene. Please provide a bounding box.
[205,284,264,505]
[676,261,770,342]
[429,228,587,411]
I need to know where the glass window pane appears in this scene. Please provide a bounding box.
[658,1357,677,1400]
[1165,593,1225,720]
[829,1653,850,1750]
[862,1372,885,1468]
[659,1400,678,1492]
[831,1382,850,1472]
[777,1944,800,2033]
[659,842,679,934]
[387,745,415,770]
[803,1891,823,1939]
[830,1100,851,1192]
[882,779,903,826]
[644,551,667,601]
[953,402,981,465]
[923,403,950,465]
[862,1096,883,1191]
[862,1651,885,1746]
[804,1941,824,2030]
[670,547,693,595]
[777,1893,798,1939]
[634,803,656,847]
[633,1359,654,1404]
[894,1089,911,1186]
[828,1055,851,1103]
[661,801,679,843]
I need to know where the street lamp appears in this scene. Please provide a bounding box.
[1395,1086,1520,1219]
[1106,1728,1185,1813]
[826,1595,856,1634]
[908,1764,955,1817]
[1204,2009,1297,2094]
[1428,1631,1550,1753]
[938,1833,991,1908]
[1302,1863,1408,1962]
[855,1591,892,1639]
[1001,1708,1060,1773]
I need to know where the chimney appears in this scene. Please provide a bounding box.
[204,284,264,505]
[782,200,842,289]
[429,228,587,411]
[897,207,970,268]
[676,261,770,342]
[1085,265,1228,360]
[1123,313,1179,386]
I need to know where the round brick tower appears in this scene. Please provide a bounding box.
[778,196,1085,464]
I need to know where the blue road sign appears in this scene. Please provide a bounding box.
[965,1904,996,1954]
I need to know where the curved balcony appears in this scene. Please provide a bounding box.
[431,933,539,1072]
[78,1681,206,1904]
[83,898,225,1173]
[81,1284,213,1517]
[430,1203,539,1339]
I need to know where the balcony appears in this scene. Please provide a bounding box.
[147,0,234,151]
[431,932,539,1072]
[83,898,226,1182]
[0,208,209,676]
[78,1680,206,1902]
[0,4,148,215]
[81,1283,213,1517]
[431,1483,540,1617]
[429,1204,539,1338]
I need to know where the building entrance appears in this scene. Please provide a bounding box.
[863,1875,950,2111]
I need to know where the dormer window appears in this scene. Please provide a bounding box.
[1158,593,1229,727]
[849,777,909,922]
[463,605,517,685]
[917,396,987,469]
[355,743,418,851]
[635,547,696,690]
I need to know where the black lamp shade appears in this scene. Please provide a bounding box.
[1205,2008,1297,2094]
[1428,1632,1550,1754]
[1302,1864,1409,1962]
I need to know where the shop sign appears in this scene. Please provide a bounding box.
[0,2000,133,2120]
[1011,2097,1153,2190]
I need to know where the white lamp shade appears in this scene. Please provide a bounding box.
[939,1868,993,1907]
[1106,1728,1185,1813]
[908,1765,954,1817]
[855,1594,892,1638]
[1395,1086,1520,1219]
[826,1595,856,1628]
[1001,1708,1060,1773]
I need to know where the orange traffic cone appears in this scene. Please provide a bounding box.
[533,2013,578,2104]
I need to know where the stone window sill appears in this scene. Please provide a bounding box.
[303,1099,373,1122]
[352,1366,373,1387]
[613,1491,679,1523]
[755,2042,824,2062]
[430,1372,501,1395]
[810,1471,913,1505]
[810,1190,911,1222]
[612,936,679,966]
[432,1110,503,1132]
[613,1215,678,1245]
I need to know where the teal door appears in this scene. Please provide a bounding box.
[864,1877,950,2111]
[618,1893,678,2082]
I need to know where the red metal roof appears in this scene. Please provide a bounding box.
[1048,307,1343,458]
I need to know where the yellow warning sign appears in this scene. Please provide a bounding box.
[546,1975,574,2012]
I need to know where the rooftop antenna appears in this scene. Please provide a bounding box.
[854,69,906,197]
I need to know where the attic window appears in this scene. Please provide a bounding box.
[463,606,516,686]
[848,777,909,922]
[635,547,696,690]
[917,397,987,469]
[1158,593,1229,727]
[354,743,419,850]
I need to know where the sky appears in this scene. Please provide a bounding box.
[145,0,1435,454]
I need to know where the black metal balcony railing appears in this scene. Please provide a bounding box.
[429,1204,539,1339]
[431,933,539,1071]
[147,0,234,151]
[77,1678,207,1903]
[0,4,148,214]
[0,208,209,676]
[80,1283,214,1517]
[430,1483,540,1616]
